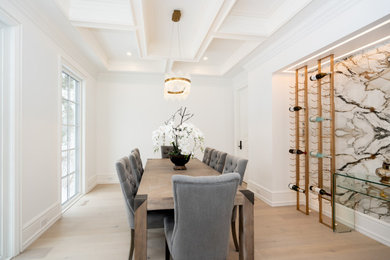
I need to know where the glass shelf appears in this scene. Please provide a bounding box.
[332,172,390,233]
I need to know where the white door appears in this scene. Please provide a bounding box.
[235,86,248,159]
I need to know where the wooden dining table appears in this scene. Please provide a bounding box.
[134,158,254,260]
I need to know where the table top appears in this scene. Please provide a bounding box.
[137,158,245,210]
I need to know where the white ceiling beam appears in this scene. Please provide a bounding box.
[71,20,137,31]
[192,0,237,61]
[213,32,266,41]
[130,0,148,58]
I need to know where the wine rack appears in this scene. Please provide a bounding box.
[289,55,336,228]
[314,54,335,228]
[292,65,309,215]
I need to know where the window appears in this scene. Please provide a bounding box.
[61,70,81,205]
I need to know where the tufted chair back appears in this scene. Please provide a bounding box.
[161,145,174,158]
[208,150,227,173]
[202,147,215,165]
[165,173,240,260]
[129,152,143,185]
[131,148,144,176]
[222,154,248,185]
[115,157,138,229]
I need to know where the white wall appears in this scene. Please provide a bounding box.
[0,0,98,253]
[240,0,390,206]
[96,73,234,183]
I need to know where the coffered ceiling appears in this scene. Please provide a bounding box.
[54,0,312,76]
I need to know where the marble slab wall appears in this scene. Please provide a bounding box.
[334,41,390,222]
[289,41,390,223]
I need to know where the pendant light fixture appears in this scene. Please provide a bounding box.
[164,9,191,100]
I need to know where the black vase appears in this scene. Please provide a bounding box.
[170,154,190,170]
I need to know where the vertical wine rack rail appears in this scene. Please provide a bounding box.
[315,54,335,228]
[294,66,309,215]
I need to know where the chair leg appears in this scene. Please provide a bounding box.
[165,238,170,260]
[231,206,239,252]
[129,229,135,260]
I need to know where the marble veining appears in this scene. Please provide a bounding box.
[334,41,390,222]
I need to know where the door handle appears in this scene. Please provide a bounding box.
[238,141,242,150]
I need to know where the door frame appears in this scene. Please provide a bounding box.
[233,84,248,157]
[0,7,22,260]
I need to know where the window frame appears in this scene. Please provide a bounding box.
[60,65,83,209]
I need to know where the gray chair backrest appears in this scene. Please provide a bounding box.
[131,148,144,176]
[202,147,214,165]
[170,173,240,260]
[161,145,174,158]
[222,154,248,185]
[129,152,142,185]
[209,150,227,173]
[115,157,137,229]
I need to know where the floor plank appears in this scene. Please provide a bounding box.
[15,184,390,260]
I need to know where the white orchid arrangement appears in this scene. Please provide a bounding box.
[152,107,204,157]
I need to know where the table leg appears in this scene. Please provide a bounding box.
[239,190,254,260]
[134,194,147,260]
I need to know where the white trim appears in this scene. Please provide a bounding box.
[335,204,390,247]
[247,180,296,207]
[8,0,99,78]
[59,57,85,209]
[0,7,22,259]
[86,175,97,193]
[21,202,61,250]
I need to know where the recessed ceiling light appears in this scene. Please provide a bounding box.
[126,52,132,56]
[203,56,208,61]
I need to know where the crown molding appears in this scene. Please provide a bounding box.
[241,0,361,71]
[71,20,137,31]
[9,0,101,78]
[213,32,266,41]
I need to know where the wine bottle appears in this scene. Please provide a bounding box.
[309,151,331,158]
[288,183,305,193]
[289,149,306,155]
[310,186,331,196]
[289,106,303,112]
[310,72,331,81]
[309,116,331,122]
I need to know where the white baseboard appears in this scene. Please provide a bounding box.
[86,175,97,193]
[247,180,296,207]
[22,202,62,250]
[336,204,390,247]
[96,173,118,184]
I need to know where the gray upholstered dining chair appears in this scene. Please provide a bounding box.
[222,154,248,252]
[116,157,172,260]
[129,152,142,185]
[202,147,214,165]
[208,150,227,173]
[164,173,240,260]
[161,145,174,158]
[131,148,143,174]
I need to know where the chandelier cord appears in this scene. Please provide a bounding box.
[177,21,182,60]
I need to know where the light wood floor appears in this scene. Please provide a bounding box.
[15,184,390,260]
